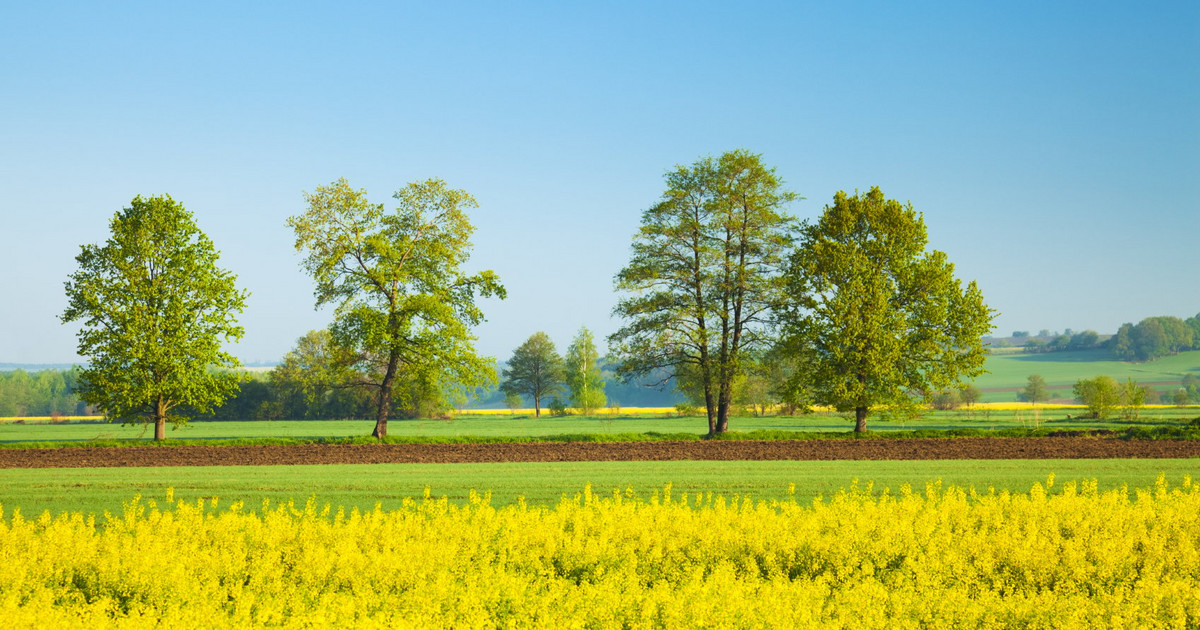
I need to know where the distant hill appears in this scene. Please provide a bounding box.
[969,349,1200,403]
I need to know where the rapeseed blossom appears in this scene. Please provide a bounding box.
[1,476,1197,628]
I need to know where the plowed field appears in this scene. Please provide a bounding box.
[2,437,1199,469]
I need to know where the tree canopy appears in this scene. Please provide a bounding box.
[288,178,505,438]
[61,195,248,440]
[609,149,798,435]
[780,187,994,432]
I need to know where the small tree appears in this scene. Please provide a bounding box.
[1118,378,1149,421]
[564,327,606,415]
[960,384,982,406]
[930,390,962,411]
[1073,376,1120,419]
[501,332,564,417]
[504,392,523,415]
[1020,375,1051,405]
[61,195,248,440]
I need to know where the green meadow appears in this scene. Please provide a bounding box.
[2,459,1197,518]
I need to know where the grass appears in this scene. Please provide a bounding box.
[2,459,1197,518]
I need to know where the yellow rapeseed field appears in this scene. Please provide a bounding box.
[2,477,1198,628]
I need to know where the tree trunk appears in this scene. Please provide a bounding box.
[374,353,399,439]
[714,378,733,434]
[534,395,541,417]
[154,396,167,441]
[855,406,868,433]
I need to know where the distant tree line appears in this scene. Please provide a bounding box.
[0,368,89,417]
[1111,315,1200,362]
[1014,315,1200,362]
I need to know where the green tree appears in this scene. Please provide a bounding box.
[959,384,982,408]
[564,327,606,415]
[609,149,798,435]
[501,332,564,417]
[1111,323,1136,360]
[780,187,994,433]
[1020,374,1051,405]
[61,195,248,440]
[289,178,505,438]
[269,330,372,419]
[1073,376,1120,419]
[1118,377,1149,421]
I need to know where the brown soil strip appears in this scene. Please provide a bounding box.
[1,438,1199,469]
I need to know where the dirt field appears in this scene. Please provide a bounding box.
[2,437,1199,469]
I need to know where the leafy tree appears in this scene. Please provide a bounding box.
[504,392,523,415]
[564,327,606,415]
[1132,318,1170,361]
[1111,323,1136,360]
[780,187,994,432]
[1073,376,1120,419]
[501,332,564,417]
[270,330,372,419]
[289,178,505,438]
[959,384,982,408]
[61,195,248,440]
[1020,374,1051,405]
[1023,338,1048,354]
[609,149,798,435]
[930,390,961,411]
[1118,377,1149,421]
[1068,330,1100,350]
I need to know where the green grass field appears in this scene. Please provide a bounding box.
[970,349,1200,401]
[2,407,1197,446]
[2,459,1197,518]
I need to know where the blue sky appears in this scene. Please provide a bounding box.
[2,1,1197,365]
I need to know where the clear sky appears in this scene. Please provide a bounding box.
[2,1,1198,365]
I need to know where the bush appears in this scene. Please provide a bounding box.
[548,397,569,417]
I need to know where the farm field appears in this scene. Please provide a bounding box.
[968,349,1200,402]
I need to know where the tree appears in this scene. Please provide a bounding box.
[1073,376,1120,419]
[289,178,505,438]
[61,195,248,440]
[609,149,798,435]
[564,327,606,415]
[1068,330,1100,350]
[780,187,994,433]
[270,330,372,419]
[501,332,564,417]
[1118,377,1149,421]
[959,384,982,408]
[1111,323,1136,360]
[1020,374,1051,405]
